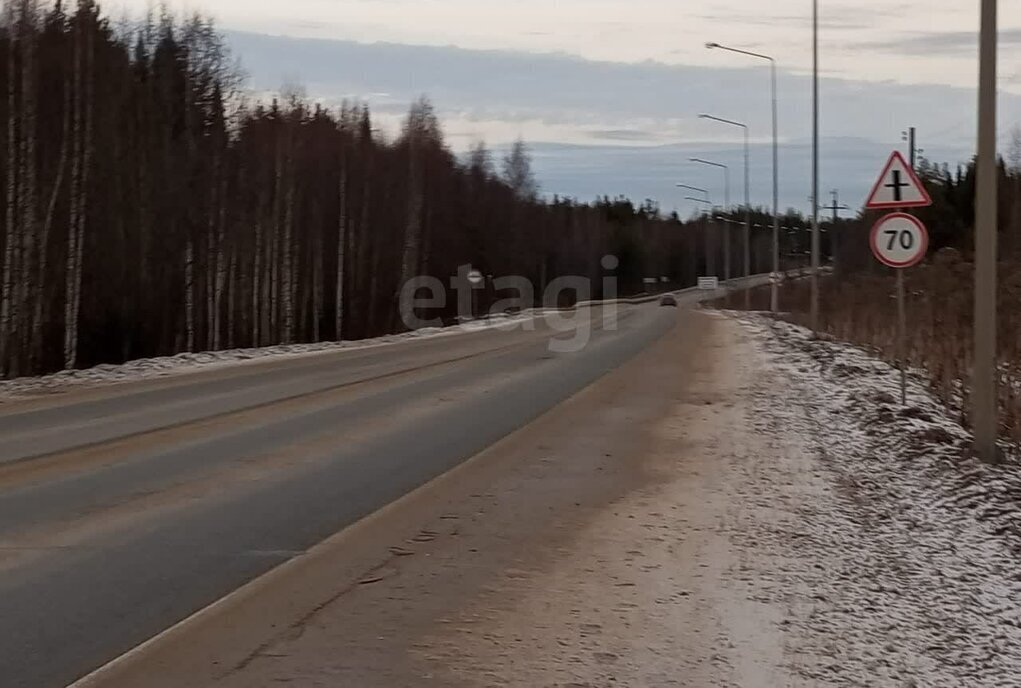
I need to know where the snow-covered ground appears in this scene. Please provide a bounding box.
[420,310,1021,686]
[729,311,1021,685]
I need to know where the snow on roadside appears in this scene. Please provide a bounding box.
[727,310,1021,686]
[0,278,746,403]
[0,311,541,402]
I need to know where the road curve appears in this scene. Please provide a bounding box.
[0,300,696,688]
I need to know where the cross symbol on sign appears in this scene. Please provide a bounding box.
[885,170,910,202]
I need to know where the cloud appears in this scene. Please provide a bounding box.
[856,28,1021,56]
[222,30,1014,209]
[694,3,908,32]
[587,129,662,143]
[695,13,872,32]
[524,136,970,214]
[225,30,1010,143]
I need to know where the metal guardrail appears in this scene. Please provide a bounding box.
[575,268,814,308]
[462,268,821,324]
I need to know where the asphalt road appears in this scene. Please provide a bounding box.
[0,301,690,688]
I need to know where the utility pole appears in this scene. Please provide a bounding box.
[974,0,999,462]
[902,127,922,168]
[824,190,849,265]
[810,0,821,331]
[825,190,849,224]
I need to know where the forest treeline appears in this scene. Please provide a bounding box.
[0,0,781,378]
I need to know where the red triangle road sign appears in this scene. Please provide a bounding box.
[865,150,932,209]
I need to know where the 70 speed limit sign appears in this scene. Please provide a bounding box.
[870,212,929,268]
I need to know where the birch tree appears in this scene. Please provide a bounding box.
[335,127,348,340]
[0,2,735,378]
[63,0,93,370]
[1,1,19,374]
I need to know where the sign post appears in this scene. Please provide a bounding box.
[467,269,483,320]
[866,153,932,407]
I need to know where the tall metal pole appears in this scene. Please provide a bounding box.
[744,125,750,277]
[909,127,917,168]
[974,0,999,462]
[723,166,731,281]
[831,190,838,265]
[684,195,714,278]
[705,43,779,307]
[690,158,731,280]
[698,114,752,277]
[827,189,848,265]
[771,59,779,312]
[707,211,715,277]
[810,0,821,331]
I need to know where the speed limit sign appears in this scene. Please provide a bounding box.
[870,212,929,268]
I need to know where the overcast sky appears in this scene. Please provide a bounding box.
[110,1,1021,214]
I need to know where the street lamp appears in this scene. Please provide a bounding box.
[685,196,716,279]
[699,114,751,277]
[689,158,730,208]
[690,158,731,280]
[706,41,779,311]
[676,183,708,197]
[811,0,820,331]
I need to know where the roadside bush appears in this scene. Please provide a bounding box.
[718,256,1021,446]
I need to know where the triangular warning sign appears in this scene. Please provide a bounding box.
[865,151,932,209]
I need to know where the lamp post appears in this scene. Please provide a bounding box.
[690,158,731,280]
[706,41,779,310]
[684,195,715,278]
[699,114,750,277]
[811,0,821,331]
[689,158,729,209]
[676,183,708,197]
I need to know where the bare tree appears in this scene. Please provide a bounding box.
[335,133,348,340]
[502,138,538,201]
[1009,124,1021,175]
[0,5,713,379]
[397,97,439,329]
[1,1,20,375]
[33,40,71,366]
[17,0,38,370]
[64,1,94,369]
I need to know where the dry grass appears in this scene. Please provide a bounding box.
[715,250,1021,446]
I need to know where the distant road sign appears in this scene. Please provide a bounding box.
[870,213,929,268]
[467,269,484,285]
[697,277,719,290]
[865,151,932,209]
